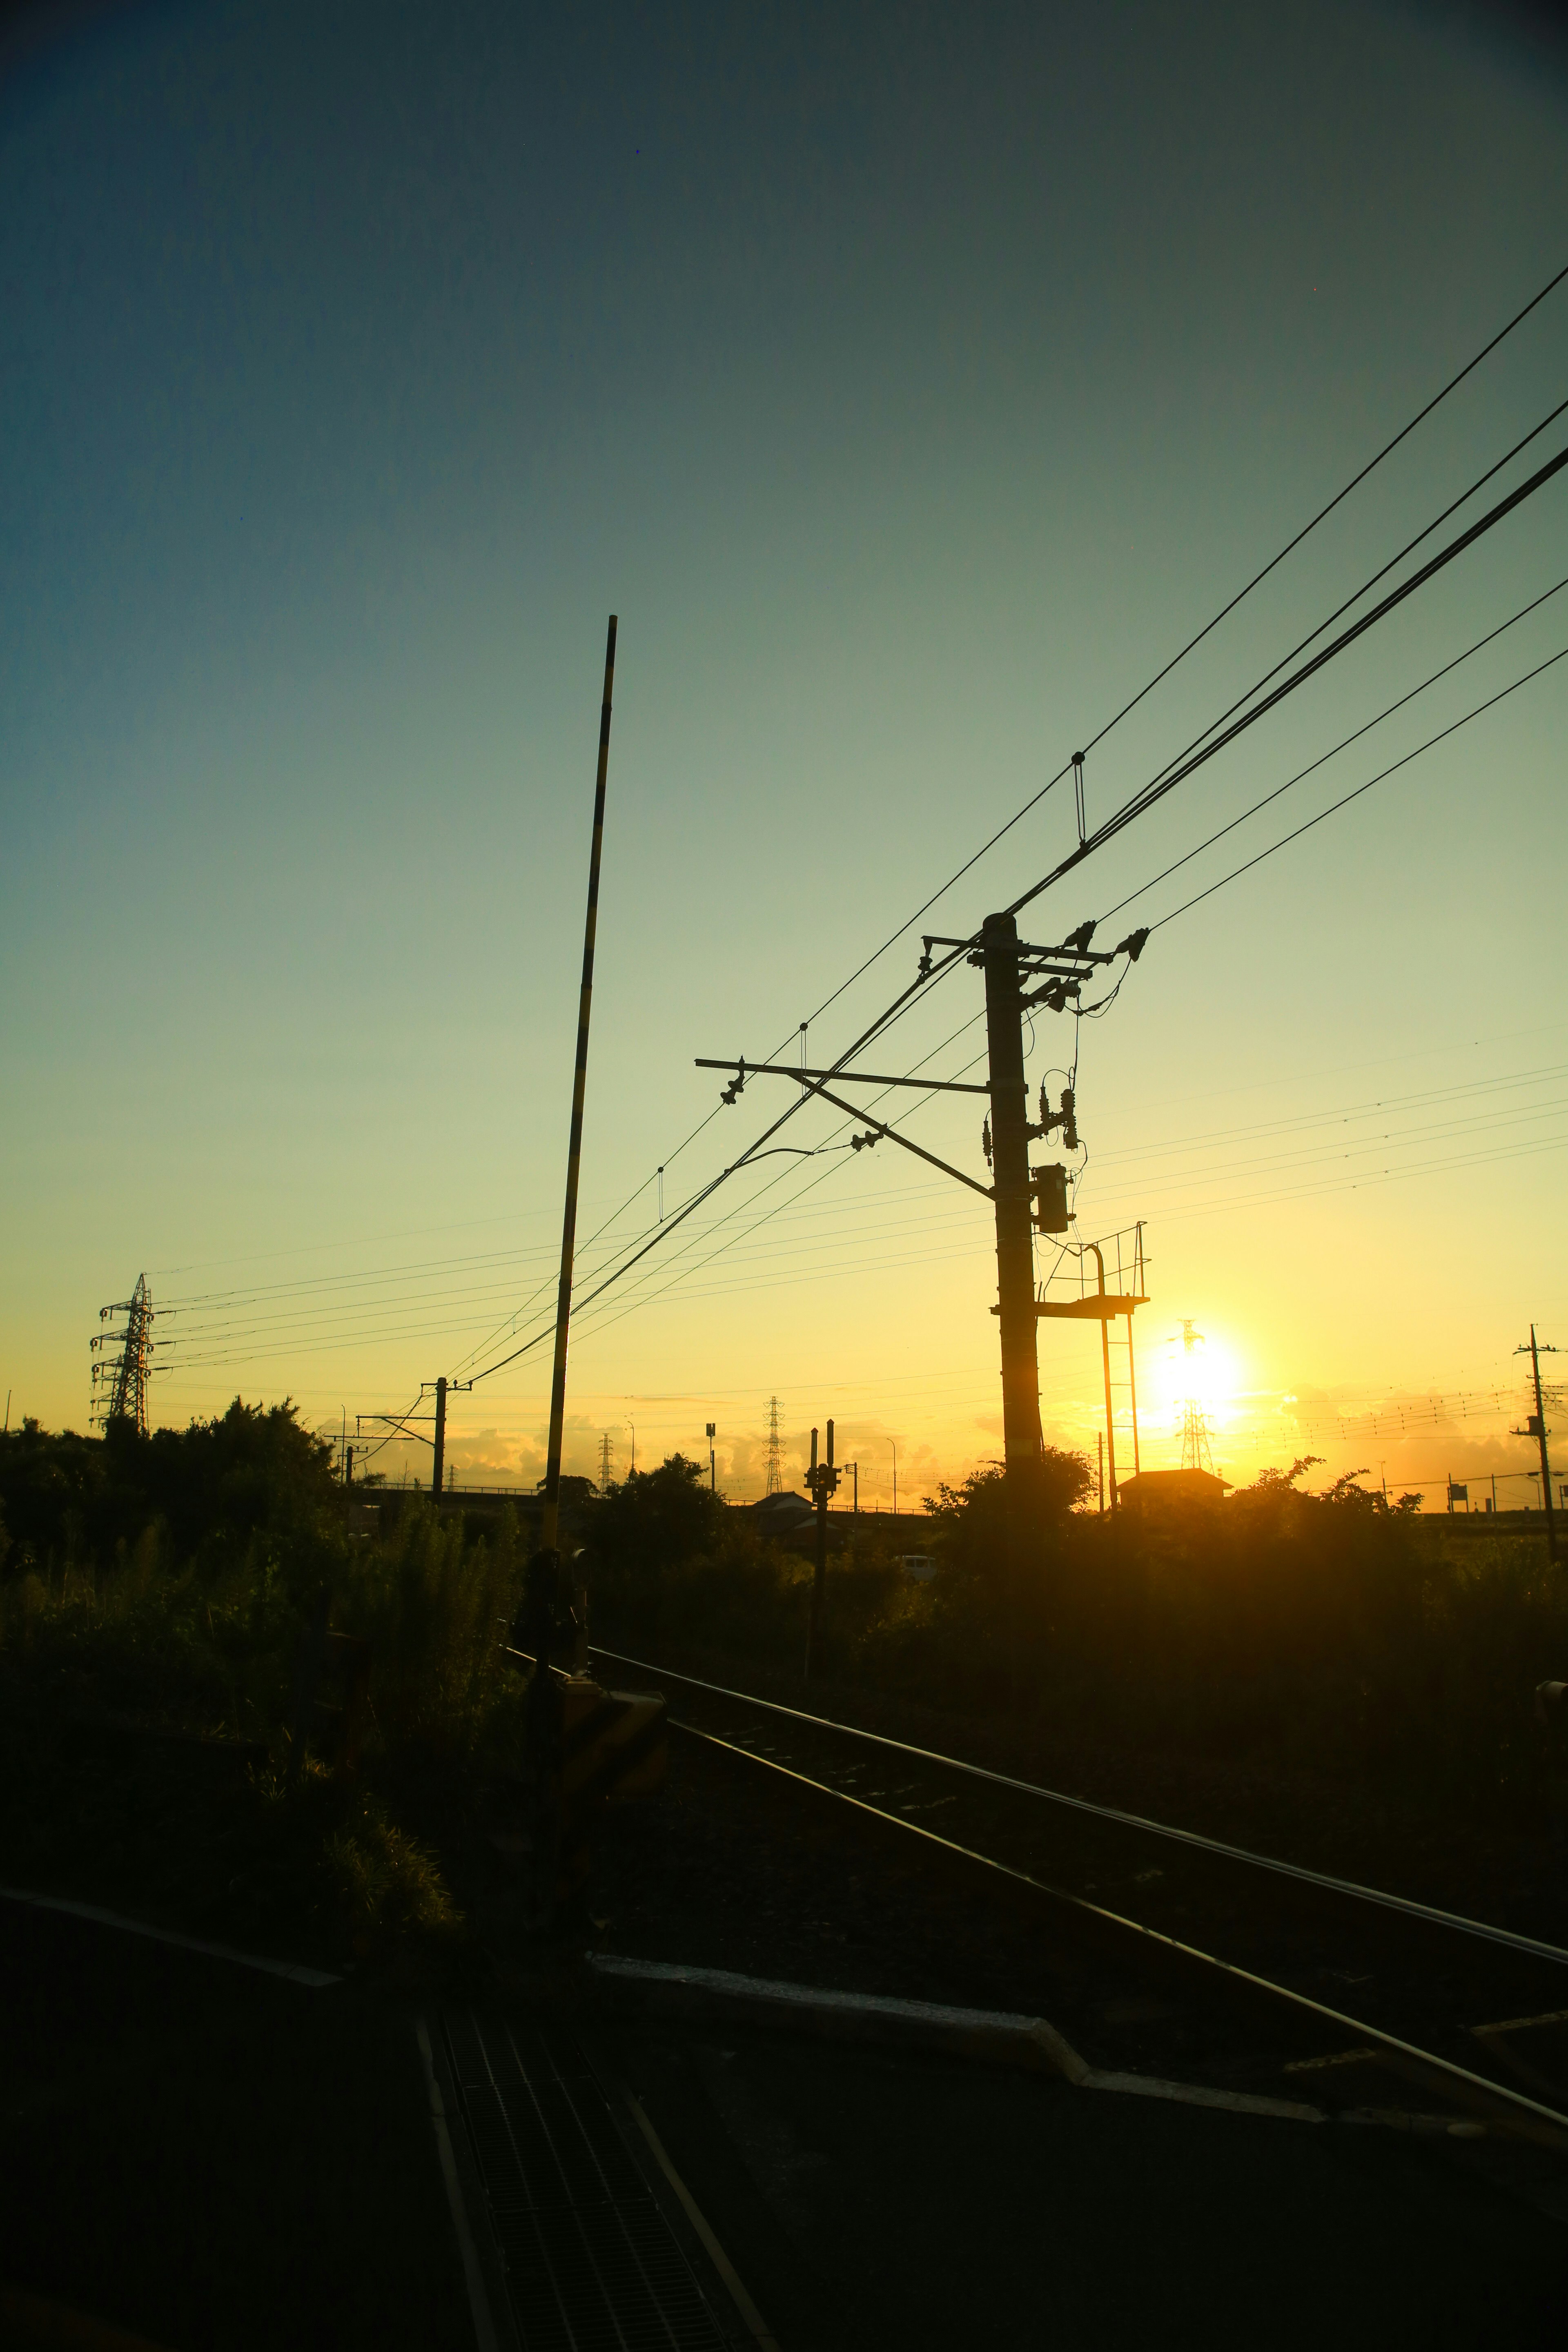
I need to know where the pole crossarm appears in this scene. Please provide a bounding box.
[695,1058,991,1096]
[762,1067,994,1198]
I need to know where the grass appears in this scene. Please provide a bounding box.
[4,1421,1566,1964]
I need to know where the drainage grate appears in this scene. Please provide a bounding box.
[442,2009,735,2352]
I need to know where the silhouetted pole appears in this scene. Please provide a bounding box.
[1088,1242,1117,1511]
[981,913,1044,1486]
[431,1375,448,1499]
[541,617,618,1557]
[1526,1324,1559,1565]
[805,1419,838,1679]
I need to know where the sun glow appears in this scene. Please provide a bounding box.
[1142,1322,1244,1439]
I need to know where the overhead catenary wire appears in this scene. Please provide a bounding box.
[1084,393,1568,831]
[1009,425,1568,920]
[1145,643,1568,933]
[788,258,1568,1033]
[1098,572,1568,925]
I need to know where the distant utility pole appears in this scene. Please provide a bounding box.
[1514,1325,1559,1565]
[706,1420,716,1492]
[804,1418,840,1679]
[765,1396,784,1494]
[598,1431,615,1490]
[432,1376,448,1498]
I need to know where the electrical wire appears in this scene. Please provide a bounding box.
[1146,643,1568,933]
[783,258,1568,1030]
[1097,573,1568,926]
[1009,424,1568,918]
[1073,258,1568,762]
[1090,394,1568,827]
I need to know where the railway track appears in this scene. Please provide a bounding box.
[588,1645,1568,2145]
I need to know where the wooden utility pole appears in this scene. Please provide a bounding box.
[1519,1325,1559,1565]
[430,1376,448,1499]
[980,913,1045,1481]
[541,617,618,1558]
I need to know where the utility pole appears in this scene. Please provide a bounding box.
[598,1431,615,1490]
[805,1418,840,1679]
[1097,1431,1105,1515]
[431,1375,448,1499]
[541,616,618,1559]
[1515,1325,1559,1565]
[980,912,1045,1482]
[699,913,1146,1547]
[706,1421,716,1492]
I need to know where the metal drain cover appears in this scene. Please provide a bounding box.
[441,2009,735,2351]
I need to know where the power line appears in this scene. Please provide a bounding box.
[1098,573,1568,925]
[1091,393,1568,829]
[791,261,1568,1032]
[1076,258,1568,761]
[1147,643,1568,933]
[1009,424,1568,919]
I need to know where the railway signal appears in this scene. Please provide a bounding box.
[804,1419,841,1679]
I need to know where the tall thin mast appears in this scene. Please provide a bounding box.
[540,616,618,1553]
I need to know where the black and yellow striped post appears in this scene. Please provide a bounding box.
[541,615,618,1568]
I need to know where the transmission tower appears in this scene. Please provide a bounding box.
[598,1430,616,1490]
[765,1396,784,1494]
[91,1274,155,1436]
[1177,1319,1214,1473]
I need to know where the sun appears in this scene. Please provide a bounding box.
[1145,1322,1243,1437]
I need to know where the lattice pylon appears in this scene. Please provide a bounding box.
[765,1396,784,1495]
[92,1274,154,1437]
[1178,1318,1214,1474]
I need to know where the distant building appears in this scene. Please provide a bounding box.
[751,1490,814,1531]
[1118,1468,1230,1515]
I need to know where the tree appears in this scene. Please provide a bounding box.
[922,1450,1091,1579]
[587,1453,724,1575]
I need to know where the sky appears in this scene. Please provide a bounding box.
[2,0,1566,1510]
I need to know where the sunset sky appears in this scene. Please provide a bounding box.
[3,0,1566,1510]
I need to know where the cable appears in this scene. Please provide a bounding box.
[1009,430,1568,918]
[1076,259,1568,761]
[1099,573,1568,924]
[1100,393,1568,827]
[783,262,1568,1029]
[1148,643,1568,933]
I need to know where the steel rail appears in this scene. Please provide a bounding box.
[587,1646,1568,1971]
[670,1716,1568,2143]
